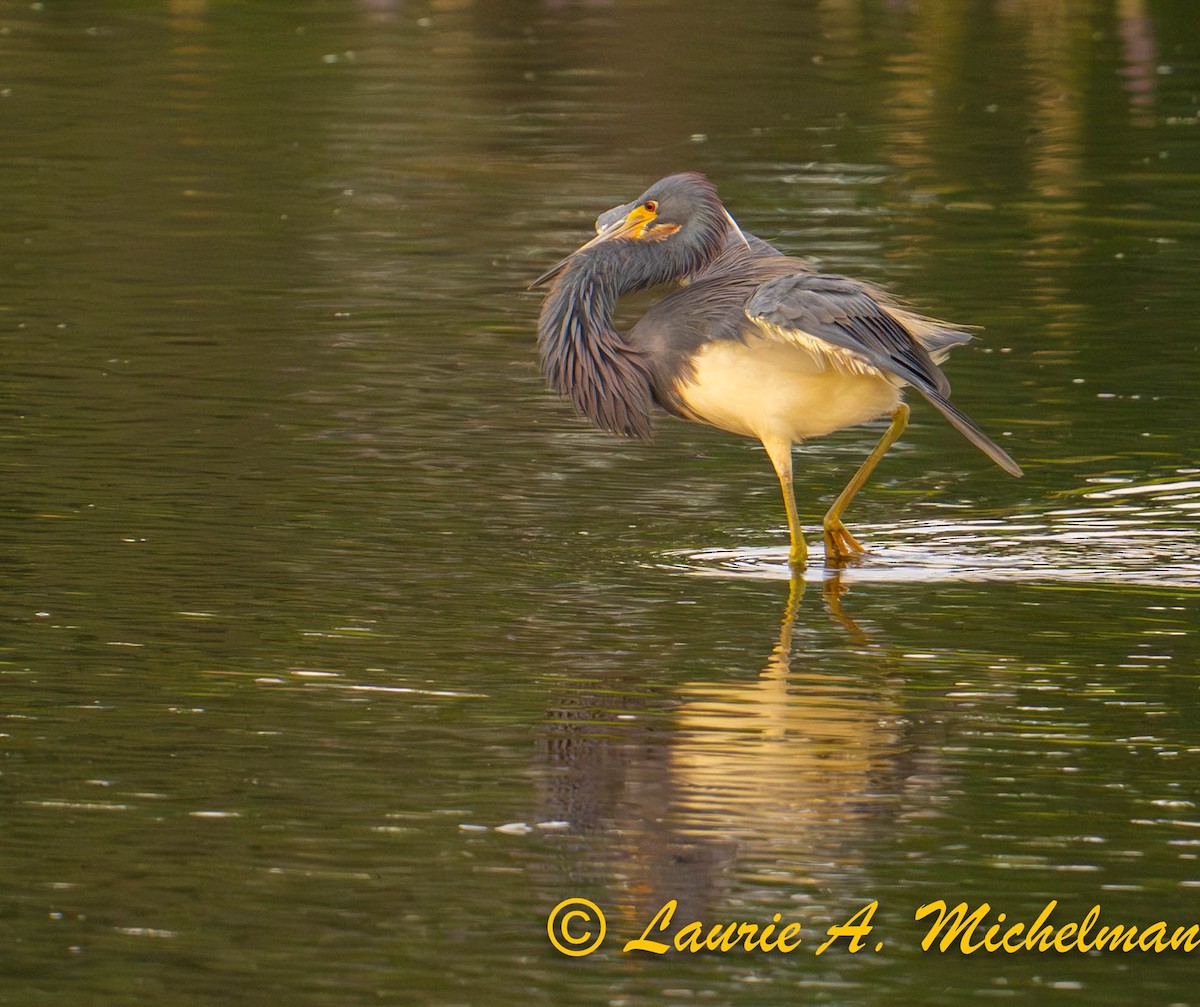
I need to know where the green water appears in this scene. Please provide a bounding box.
[2,1,1198,1004]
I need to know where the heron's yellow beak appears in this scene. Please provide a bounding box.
[530,203,660,289]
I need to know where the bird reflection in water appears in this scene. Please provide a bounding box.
[534,576,946,935]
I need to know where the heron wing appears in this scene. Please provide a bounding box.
[745,272,952,396]
[745,273,1022,476]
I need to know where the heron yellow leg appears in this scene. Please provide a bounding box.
[762,437,808,570]
[824,404,910,562]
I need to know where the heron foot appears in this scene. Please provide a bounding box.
[823,520,865,563]
[788,536,809,571]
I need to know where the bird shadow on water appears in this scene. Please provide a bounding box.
[664,476,1200,589]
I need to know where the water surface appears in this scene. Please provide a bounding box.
[2,1,1199,1004]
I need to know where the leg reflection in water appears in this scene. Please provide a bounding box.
[532,573,949,940]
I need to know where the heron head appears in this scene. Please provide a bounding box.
[531,173,730,290]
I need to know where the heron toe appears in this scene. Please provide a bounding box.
[823,520,865,563]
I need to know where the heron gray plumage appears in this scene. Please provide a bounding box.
[532,172,1022,569]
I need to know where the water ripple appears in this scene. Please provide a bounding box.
[669,477,1200,588]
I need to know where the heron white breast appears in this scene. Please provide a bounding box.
[676,337,903,444]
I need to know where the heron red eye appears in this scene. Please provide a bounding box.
[643,200,658,213]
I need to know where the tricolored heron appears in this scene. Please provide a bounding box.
[532,173,1022,570]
